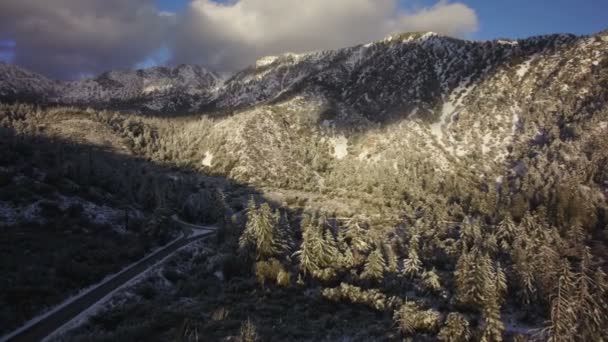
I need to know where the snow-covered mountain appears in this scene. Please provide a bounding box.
[1,31,606,121]
[0,63,223,113]
[77,29,602,197]
[0,62,58,103]
[2,31,607,119]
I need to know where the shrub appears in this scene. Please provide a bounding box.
[322,283,401,311]
[438,313,471,342]
[254,258,288,287]
[240,319,259,342]
[393,301,440,336]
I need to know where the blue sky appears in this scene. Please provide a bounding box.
[156,0,190,13]
[0,40,16,63]
[457,0,608,39]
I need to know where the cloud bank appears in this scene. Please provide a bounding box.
[0,0,172,79]
[0,0,478,79]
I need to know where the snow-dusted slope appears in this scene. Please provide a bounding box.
[59,64,222,112]
[0,31,606,124]
[132,30,607,193]
[0,63,223,113]
[0,62,58,102]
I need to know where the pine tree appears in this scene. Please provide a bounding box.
[344,217,370,253]
[277,210,294,254]
[543,260,576,342]
[383,243,399,274]
[254,203,281,259]
[511,235,537,305]
[338,229,355,268]
[574,249,608,341]
[238,199,259,256]
[394,301,440,336]
[565,221,585,256]
[294,215,321,275]
[438,313,471,342]
[422,268,442,292]
[480,262,505,342]
[295,214,340,280]
[403,232,422,277]
[361,246,386,281]
[239,200,286,260]
[240,318,259,342]
[496,214,516,251]
[455,247,492,308]
[495,262,507,304]
[319,223,340,267]
[460,217,482,247]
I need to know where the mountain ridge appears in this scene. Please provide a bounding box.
[1,30,605,118]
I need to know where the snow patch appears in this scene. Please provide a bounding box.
[142,84,173,94]
[59,196,133,232]
[357,149,370,161]
[202,152,214,167]
[516,59,533,79]
[511,110,521,134]
[497,40,518,46]
[430,101,454,142]
[429,78,475,147]
[256,56,279,68]
[331,136,348,160]
[22,201,44,224]
[345,47,366,69]
[481,133,492,154]
[420,32,438,40]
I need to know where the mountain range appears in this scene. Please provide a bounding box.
[2,29,608,341]
[2,30,606,121]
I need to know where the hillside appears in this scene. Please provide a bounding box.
[1,30,607,341]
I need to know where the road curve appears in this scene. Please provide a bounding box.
[2,227,214,342]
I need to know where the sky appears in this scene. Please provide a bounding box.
[0,0,605,79]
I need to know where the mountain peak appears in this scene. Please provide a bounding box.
[255,52,308,68]
[380,31,440,44]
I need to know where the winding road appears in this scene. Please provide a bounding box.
[2,219,215,342]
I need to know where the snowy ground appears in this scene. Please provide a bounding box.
[331,136,349,160]
[429,78,475,154]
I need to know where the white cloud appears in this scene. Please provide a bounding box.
[171,0,479,70]
[0,0,172,79]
